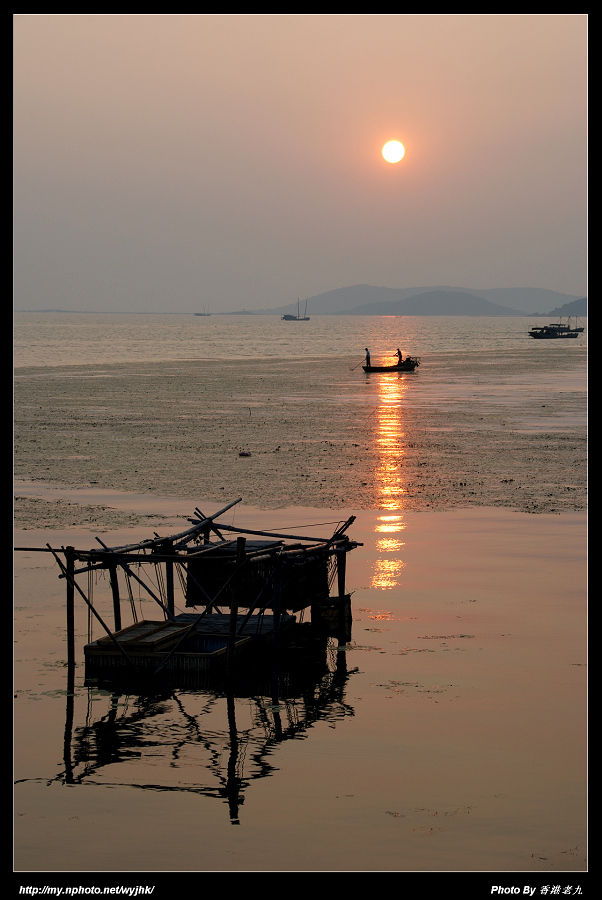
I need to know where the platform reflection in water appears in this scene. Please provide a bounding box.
[63,625,355,825]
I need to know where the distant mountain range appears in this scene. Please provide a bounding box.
[17,286,587,318]
[242,285,587,317]
[331,290,521,316]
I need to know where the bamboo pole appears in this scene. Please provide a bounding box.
[65,547,75,675]
[164,541,175,617]
[108,561,122,632]
[194,507,225,542]
[94,498,243,554]
[197,522,341,544]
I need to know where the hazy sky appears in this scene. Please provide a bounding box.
[14,14,587,313]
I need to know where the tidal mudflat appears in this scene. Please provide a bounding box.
[14,349,586,518]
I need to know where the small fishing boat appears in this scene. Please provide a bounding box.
[363,356,420,373]
[529,317,584,339]
[282,298,310,321]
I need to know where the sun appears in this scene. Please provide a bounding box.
[382,140,405,163]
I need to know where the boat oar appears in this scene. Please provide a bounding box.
[350,358,365,371]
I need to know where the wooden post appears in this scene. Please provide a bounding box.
[108,561,122,632]
[64,545,76,780]
[65,547,75,673]
[165,541,175,617]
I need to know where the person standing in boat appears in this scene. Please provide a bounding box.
[395,348,403,365]
[365,348,371,367]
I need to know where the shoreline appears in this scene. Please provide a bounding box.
[14,476,587,534]
[13,482,587,532]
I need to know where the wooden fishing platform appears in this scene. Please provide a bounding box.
[29,498,361,683]
[84,618,254,674]
[83,614,297,675]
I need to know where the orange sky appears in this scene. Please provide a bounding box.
[14,14,587,312]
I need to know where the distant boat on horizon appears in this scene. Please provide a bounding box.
[282,298,310,321]
[194,305,211,317]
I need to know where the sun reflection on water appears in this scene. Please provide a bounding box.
[373,375,408,511]
[376,537,405,552]
[371,557,406,590]
[369,374,412,588]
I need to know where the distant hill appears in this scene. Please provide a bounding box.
[470,288,583,315]
[332,290,522,317]
[251,285,582,316]
[531,297,587,317]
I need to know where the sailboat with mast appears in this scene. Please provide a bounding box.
[282,298,310,321]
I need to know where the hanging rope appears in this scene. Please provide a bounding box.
[176,563,188,606]
[325,554,340,593]
[125,571,138,624]
[154,563,166,607]
[136,562,143,619]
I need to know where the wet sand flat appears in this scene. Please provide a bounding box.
[14,351,586,518]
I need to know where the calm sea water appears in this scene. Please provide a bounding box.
[14,312,586,367]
